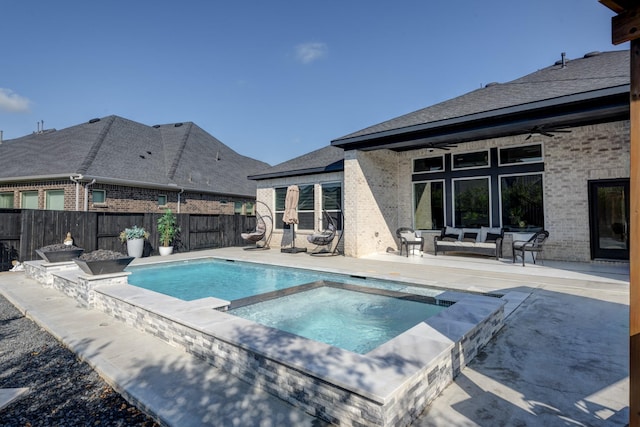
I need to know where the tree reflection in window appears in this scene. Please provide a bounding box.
[501,174,544,231]
[454,178,490,227]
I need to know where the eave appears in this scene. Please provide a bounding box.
[331,85,630,152]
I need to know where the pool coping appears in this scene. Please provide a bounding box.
[23,258,526,427]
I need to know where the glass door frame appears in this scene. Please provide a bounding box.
[588,178,630,260]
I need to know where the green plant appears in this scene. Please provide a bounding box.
[119,225,149,243]
[157,209,180,247]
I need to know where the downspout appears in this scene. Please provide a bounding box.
[84,179,96,211]
[177,188,184,213]
[69,174,83,211]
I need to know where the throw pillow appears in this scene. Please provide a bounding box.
[485,232,502,243]
[463,232,478,242]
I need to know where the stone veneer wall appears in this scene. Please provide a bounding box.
[23,260,504,427]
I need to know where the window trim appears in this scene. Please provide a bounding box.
[158,194,168,207]
[498,143,544,166]
[451,176,492,228]
[451,149,490,171]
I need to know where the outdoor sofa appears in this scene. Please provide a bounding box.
[434,226,504,259]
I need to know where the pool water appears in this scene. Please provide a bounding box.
[127,258,441,301]
[230,286,445,354]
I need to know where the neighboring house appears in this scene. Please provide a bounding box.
[252,50,630,263]
[248,145,344,250]
[0,115,269,215]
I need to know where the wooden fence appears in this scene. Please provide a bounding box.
[0,209,256,271]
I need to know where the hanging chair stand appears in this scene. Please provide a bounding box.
[308,209,344,256]
[241,200,274,250]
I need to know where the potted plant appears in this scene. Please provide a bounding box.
[119,225,149,258]
[157,209,180,256]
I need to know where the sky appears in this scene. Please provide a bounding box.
[0,1,625,166]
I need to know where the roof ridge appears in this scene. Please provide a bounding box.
[167,122,193,180]
[77,116,116,174]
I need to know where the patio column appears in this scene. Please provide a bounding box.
[600,1,640,425]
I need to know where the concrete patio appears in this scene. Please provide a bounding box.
[0,248,630,426]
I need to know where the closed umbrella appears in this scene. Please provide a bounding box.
[281,185,307,253]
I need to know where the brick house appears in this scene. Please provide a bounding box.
[0,115,269,215]
[251,50,630,263]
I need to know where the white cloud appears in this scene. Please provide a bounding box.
[0,88,31,113]
[294,42,328,64]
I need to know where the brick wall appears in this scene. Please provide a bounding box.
[343,149,399,257]
[0,180,252,215]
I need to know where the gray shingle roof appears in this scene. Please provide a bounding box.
[0,115,269,197]
[333,50,629,144]
[248,145,344,180]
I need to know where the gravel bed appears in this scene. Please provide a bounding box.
[0,294,160,426]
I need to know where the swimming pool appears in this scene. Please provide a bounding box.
[230,284,445,353]
[127,258,442,301]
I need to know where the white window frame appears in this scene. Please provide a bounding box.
[451,149,490,171]
[92,189,106,205]
[158,194,168,206]
[413,154,445,174]
[498,143,544,166]
[21,191,39,209]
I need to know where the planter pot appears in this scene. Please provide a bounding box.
[126,238,144,258]
[159,246,174,256]
[73,257,135,275]
[36,248,84,263]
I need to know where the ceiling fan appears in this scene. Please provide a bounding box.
[526,125,572,140]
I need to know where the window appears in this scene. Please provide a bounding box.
[245,202,255,216]
[45,190,64,210]
[92,189,106,204]
[21,191,39,209]
[297,185,314,230]
[158,195,167,206]
[452,150,489,170]
[0,192,14,208]
[274,185,315,230]
[499,144,542,165]
[275,187,287,228]
[322,183,342,230]
[413,181,444,230]
[453,178,490,227]
[413,156,444,173]
[234,201,244,214]
[500,174,544,231]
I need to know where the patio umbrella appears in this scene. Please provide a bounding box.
[281,185,306,253]
[283,185,299,225]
